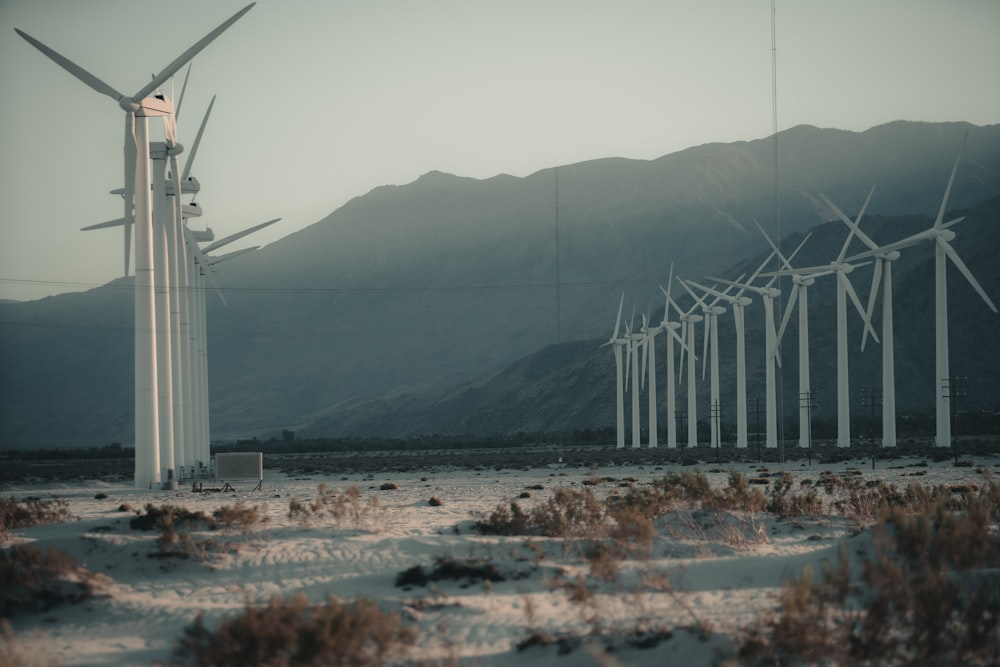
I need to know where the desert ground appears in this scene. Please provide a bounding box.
[2,444,999,666]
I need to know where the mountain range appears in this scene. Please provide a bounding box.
[1,120,999,447]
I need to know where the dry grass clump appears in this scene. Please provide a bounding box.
[130,503,210,532]
[211,503,269,531]
[0,496,73,541]
[763,473,822,518]
[477,487,605,538]
[287,484,382,529]
[396,556,506,588]
[738,482,1000,665]
[169,593,416,667]
[0,620,60,667]
[130,503,264,563]
[0,544,104,614]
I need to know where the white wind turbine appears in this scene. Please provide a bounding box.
[844,132,998,447]
[684,248,780,449]
[679,280,728,450]
[17,4,256,488]
[752,224,826,451]
[639,308,659,448]
[639,267,689,449]
[767,198,880,448]
[625,305,644,449]
[821,190,902,448]
[603,294,627,449]
[655,273,689,449]
[671,296,703,448]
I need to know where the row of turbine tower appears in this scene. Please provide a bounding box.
[606,132,997,452]
[17,4,276,488]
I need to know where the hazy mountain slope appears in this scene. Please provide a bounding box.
[1,121,999,447]
[381,196,1000,438]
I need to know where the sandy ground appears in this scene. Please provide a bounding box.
[2,450,998,666]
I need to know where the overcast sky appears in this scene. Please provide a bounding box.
[1,0,998,301]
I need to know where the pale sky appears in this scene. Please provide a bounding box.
[1,0,998,301]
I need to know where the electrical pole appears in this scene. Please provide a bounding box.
[799,391,817,465]
[943,377,967,465]
[862,387,882,471]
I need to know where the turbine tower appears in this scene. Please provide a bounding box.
[680,281,727,450]
[823,191,902,447]
[17,3,256,487]
[844,132,997,447]
[603,294,627,449]
[762,205,879,449]
[657,279,688,449]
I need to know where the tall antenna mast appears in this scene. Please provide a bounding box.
[771,0,785,456]
[555,167,562,345]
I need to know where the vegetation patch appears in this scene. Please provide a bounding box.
[169,593,415,667]
[396,556,506,588]
[1,544,105,614]
[738,482,1000,664]
[0,496,73,540]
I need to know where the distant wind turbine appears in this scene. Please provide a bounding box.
[845,131,998,447]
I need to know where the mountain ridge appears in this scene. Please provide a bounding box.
[1,120,998,447]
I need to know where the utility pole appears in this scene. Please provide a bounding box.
[943,377,967,465]
[862,387,882,471]
[711,400,723,463]
[799,391,817,465]
[751,397,763,463]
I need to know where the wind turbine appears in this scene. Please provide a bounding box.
[655,275,689,449]
[751,224,826,451]
[17,4,256,488]
[768,196,879,448]
[680,281,728,450]
[639,308,659,448]
[625,304,644,449]
[685,250,778,449]
[844,132,998,447]
[603,294,627,449]
[671,296,703,449]
[822,190,902,448]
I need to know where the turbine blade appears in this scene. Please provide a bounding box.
[612,292,624,340]
[175,64,191,119]
[938,237,999,313]
[182,95,215,182]
[81,217,127,231]
[777,282,799,344]
[820,188,879,252]
[840,272,880,345]
[834,186,875,263]
[15,29,125,102]
[640,337,648,390]
[133,3,255,101]
[934,128,969,229]
[701,316,709,380]
[202,217,281,253]
[123,115,136,277]
[202,266,228,307]
[624,339,631,390]
[861,259,883,352]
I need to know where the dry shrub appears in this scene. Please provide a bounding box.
[0,497,73,540]
[428,496,443,507]
[739,482,1000,665]
[584,541,621,581]
[170,593,416,667]
[211,503,268,531]
[0,544,103,614]
[0,620,60,667]
[130,504,209,532]
[478,488,605,538]
[288,484,381,529]
[395,556,505,588]
[766,473,822,518]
